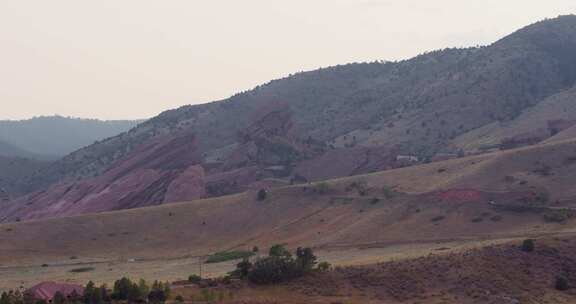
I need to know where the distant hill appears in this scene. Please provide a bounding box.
[0,139,46,160]
[0,155,48,199]
[0,116,143,158]
[5,15,576,220]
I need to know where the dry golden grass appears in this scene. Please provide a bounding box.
[2,139,576,292]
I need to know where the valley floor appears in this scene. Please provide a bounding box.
[1,231,573,293]
[3,139,576,301]
[170,235,576,304]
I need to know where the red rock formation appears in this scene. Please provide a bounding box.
[294,145,397,181]
[164,165,206,203]
[0,133,205,222]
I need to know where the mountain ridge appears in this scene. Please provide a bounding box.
[0,115,143,158]
[4,15,576,222]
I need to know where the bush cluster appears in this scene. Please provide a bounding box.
[521,239,535,252]
[257,189,267,201]
[230,245,329,285]
[91,278,169,304]
[187,275,202,284]
[543,209,573,223]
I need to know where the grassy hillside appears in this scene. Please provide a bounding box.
[454,85,576,151]
[2,139,576,289]
[277,236,576,303]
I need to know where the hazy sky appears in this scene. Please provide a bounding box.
[1,1,575,120]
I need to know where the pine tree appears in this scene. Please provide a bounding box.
[137,279,149,297]
[0,292,10,304]
[52,292,65,304]
[236,259,253,278]
[296,247,317,272]
[68,290,82,304]
[98,285,109,304]
[91,288,102,304]
[112,277,132,300]
[127,283,141,303]
[22,292,35,304]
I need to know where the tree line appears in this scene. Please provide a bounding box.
[0,278,170,304]
[230,244,330,284]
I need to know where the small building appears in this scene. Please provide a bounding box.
[395,155,419,163]
[28,282,84,302]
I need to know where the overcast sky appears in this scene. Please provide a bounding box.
[1,1,575,120]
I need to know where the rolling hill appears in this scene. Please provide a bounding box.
[2,137,576,259]
[3,14,576,304]
[454,85,576,151]
[0,155,49,199]
[1,138,576,290]
[0,116,142,158]
[0,139,46,160]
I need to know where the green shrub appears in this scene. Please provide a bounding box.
[535,191,550,203]
[247,256,301,284]
[295,247,317,271]
[188,275,202,283]
[381,186,397,199]
[234,246,326,285]
[69,267,95,273]
[257,189,267,201]
[543,209,573,223]
[521,239,535,252]
[269,244,291,257]
[317,262,332,272]
[206,251,255,264]
[313,182,331,194]
[111,277,133,301]
[148,281,170,304]
[53,292,66,304]
[221,275,232,285]
[346,180,368,195]
[234,259,253,278]
[431,215,445,222]
[555,276,569,291]
[490,215,503,222]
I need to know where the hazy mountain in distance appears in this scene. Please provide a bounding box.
[0,116,143,158]
[0,155,49,199]
[0,139,47,160]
